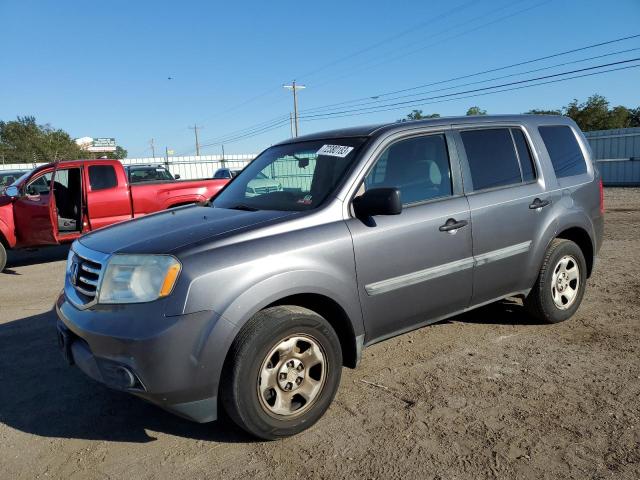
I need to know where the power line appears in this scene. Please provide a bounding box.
[294,0,479,81]
[162,0,532,150]
[301,31,640,114]
[198,114,289,147]
[298,63,640,122]
[301,46,640,115]
[199,117,290,148]
[306,0,549,90]
[196,63,639,148]
[298,57,640,119]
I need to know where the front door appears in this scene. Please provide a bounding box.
[346,131,473,343]
[13,170,57,247]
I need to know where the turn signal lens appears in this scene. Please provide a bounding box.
[159,263,181,297]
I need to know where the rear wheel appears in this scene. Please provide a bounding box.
[220,306,342,439]
[0,242,7,272]
[525,239,587,323]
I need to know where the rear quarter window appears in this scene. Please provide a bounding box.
[89,165,118,190]
[538,125,587,178]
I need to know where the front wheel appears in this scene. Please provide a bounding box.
[220,306,343,439]
[0,242,7,272]
[525,239,587,323]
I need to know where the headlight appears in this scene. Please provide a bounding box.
[66,248,75,273]
[98,255,181,304]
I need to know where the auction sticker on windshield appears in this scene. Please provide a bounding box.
[316,144,354,157]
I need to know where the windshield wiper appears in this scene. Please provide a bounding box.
[228,203,260,212]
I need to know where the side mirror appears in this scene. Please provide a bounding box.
[5,186,19,198]
[174,174,181,180]
[353,187,402,217]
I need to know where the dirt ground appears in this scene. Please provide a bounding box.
[0,188,638,480]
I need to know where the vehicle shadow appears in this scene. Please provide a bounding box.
[0,301,540,444]
[0,309,256,444]
[4,245,71,270]
[450,298,545,326]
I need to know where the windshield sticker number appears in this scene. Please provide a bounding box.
[316,145,354,158]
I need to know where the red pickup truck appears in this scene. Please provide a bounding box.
[0,159,229,271]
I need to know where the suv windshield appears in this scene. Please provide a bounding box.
[213,138,367,211]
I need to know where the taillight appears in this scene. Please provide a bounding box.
[599,178,604,214]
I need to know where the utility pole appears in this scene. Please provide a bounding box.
[221,144,226,168]
[149,138,156,159]
[289,113,294,138]
[283,81,305,137]
[189,124,203,156]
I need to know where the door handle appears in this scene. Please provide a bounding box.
[439,218,468,232]
[529,198,551,209]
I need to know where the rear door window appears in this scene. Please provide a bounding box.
[88,165,118,190]
[460,128,522,191]
[538,125,587,178]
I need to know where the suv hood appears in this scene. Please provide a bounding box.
[79,205,297,254]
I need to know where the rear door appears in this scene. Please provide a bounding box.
[13,170,57,247]
[346,129,473,343]
[454,125,559,305]
[84,162,133,230]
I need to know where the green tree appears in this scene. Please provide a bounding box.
[398,109,440,122]
[103,145,128,159]
[629,107,640,127]
[525,109,562,115]
[466,106,487,116]
[0,116,85,163]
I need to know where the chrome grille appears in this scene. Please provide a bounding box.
[73,256,102,297]
[66,243,109,309]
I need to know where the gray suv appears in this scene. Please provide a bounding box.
[56,115,604,439]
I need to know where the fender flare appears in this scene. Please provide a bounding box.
[165,194,206,209]
[190,269,365,394]
[533,209,596,281]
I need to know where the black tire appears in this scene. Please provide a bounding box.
[220,305,343,440]
[0,242,7,273]
[525,238,587,323]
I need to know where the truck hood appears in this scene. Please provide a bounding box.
[78,206,297,254]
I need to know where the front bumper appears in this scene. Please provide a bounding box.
[55,290,237,423]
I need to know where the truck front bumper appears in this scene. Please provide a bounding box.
[55,290,237,423]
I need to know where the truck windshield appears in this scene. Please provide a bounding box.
[213,138,367,211]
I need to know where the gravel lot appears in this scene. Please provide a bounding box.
[1,188,638,480]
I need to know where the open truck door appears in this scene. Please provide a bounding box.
[13,168,58,248]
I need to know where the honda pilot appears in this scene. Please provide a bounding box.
[56,115,604,439]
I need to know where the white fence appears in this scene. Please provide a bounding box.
[0,154,256,181]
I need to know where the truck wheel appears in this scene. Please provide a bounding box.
[0,242,7,272]
[525,239,587,324]
[220,306,343,440]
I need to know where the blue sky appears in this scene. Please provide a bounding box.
[1,0,639,158]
